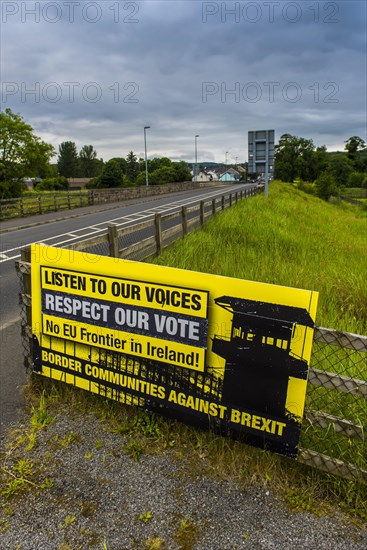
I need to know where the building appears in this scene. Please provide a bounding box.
[248,130,275,177]
[219,168,241,182]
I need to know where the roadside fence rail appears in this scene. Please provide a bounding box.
[0,180,226,221]
[66,188,259,261]
[0,190,91,219]
[15,185,367,483]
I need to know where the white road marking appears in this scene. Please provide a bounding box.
[0,186,250,264]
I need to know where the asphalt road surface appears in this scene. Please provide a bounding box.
[0,183,255,435]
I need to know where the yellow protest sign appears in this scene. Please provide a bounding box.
[31,244,318,458]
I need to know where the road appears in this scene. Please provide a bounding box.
[0,183,254,434]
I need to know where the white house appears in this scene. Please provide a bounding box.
[192,171,211,182]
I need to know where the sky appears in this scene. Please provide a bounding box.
[1,0,366,164]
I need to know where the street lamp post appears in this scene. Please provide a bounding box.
[144,126,150,186]
[225,151,228,170]
[195,135,199,182]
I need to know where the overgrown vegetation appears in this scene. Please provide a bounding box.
[1,374,366,531]
[1,182,366,542]
[151,182,367,503]
[154,181,366,334]
[274,133,367,200]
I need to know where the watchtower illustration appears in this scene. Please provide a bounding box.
[212,296,314,418]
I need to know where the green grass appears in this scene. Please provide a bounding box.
[5,378,367,524]
[2,182,366,527]
[152,180,367,490]
[0,190,89,219]
[154,181,367,335]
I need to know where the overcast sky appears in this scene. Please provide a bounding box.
[1,0,366,163]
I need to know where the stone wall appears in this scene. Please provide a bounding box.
[88,180,225,205]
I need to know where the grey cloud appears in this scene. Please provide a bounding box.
[1,0,365,161]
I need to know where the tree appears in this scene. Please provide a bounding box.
[109,157,127,175]
[0,108,55,184]
[344,136,366,160]
[149,157,172,172]
[58,141,79,177]
[173,161,191,182]
[274,134,315,182]
[79,145,101,177]
[315,172,338,200]
[135,171,147,186]
[326,155,353,187]
[136,158,191,186]
[348,172,366,188]
[313,146,329,178]
[126,151,139,183]
[148,166,177,185]
[94,159,124,188]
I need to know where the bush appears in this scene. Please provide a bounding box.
[91,160,124,188]
[347,171,366,188]
[0,180,26,199]
[35,176,69,191]
[315,172,338,200]
[293,179,316,195]
[85,178,98,189]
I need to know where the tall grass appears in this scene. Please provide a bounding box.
[151,182,367,512]
[154,181,367,335]
[11,182,366,523]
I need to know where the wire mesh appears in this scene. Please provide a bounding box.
[15,186,366,479]
[15,260,32,370]
[301,332,367,478]
[70,234,111,258]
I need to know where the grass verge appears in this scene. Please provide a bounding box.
[2,181,366,531]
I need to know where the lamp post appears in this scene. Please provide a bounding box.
[144,126,150,186]
[195,135,199,182]
[225,151,228,170]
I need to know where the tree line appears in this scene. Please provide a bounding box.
[0,109,191,198]
[56,142,191,189]
[1,108,366,200]
[274,133,367,199]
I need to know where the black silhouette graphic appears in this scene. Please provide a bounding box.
[212,296,314,418]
